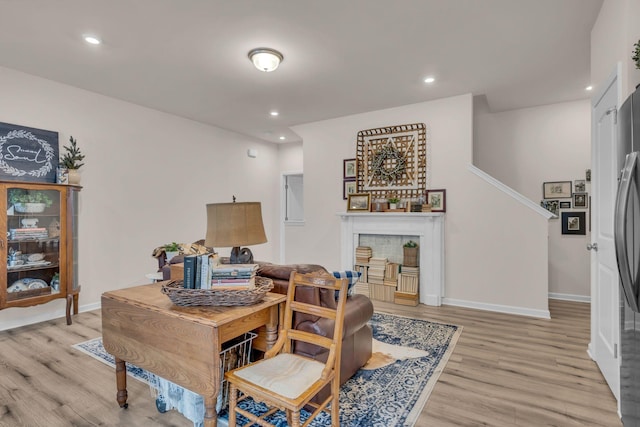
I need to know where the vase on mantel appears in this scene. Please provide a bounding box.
[67,169,81,185]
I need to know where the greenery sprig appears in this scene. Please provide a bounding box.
[60,136,85,169]
[633,40,640,70]
[8,189,53,207]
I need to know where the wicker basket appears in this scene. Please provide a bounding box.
[161,277,273,307]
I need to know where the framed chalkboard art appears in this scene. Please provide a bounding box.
[0,122,59,183]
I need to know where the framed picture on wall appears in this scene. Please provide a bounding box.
[343,158,357,179]
[562,211,586,235]
[573,192,588,208]
[347,193,371,212]
[543,181,572,199]
[574,179,586,193]
[343,179,356,200]
[425,189,446,212]
[541,200,559,217]
[559,201,572,209]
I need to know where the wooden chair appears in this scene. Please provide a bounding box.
[225,270,349,427]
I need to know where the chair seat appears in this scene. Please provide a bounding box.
[234,353,325,400]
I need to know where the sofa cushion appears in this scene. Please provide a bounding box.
[331,270,361,296]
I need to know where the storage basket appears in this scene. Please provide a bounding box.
[161,277,273,306]
[150,331,257,422]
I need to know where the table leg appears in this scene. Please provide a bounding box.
[115,357,129,409]
[203,396,218,427]
[265,304,280,349]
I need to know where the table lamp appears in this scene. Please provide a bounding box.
[204,201,267,264]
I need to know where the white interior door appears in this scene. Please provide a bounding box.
[590,67,621,401]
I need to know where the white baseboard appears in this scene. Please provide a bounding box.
[548,292,591,303]
[442,297,551,319]
[0,301,101,331]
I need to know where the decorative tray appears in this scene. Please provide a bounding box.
[161,277,273,307]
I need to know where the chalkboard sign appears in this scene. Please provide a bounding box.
[0,122,58,183]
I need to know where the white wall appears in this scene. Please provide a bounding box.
[0,67,280,330]
[591,0,640,99]
[292,94,551,317]
[474,97,591,299]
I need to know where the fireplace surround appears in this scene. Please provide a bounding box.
[338,212,445,306]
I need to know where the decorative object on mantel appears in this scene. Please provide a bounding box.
[60,136,85,185]
[343,179,356,200]
[356,123,427,200]
[425,189,446,212]
[0,122,58,183]
[388,196,399,210]
[347,193,371,212]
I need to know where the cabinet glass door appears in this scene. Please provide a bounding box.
[6,187,61,301]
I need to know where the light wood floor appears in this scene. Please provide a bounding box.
[0,299,621,427]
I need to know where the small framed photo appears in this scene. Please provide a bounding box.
[586,169,591,182]
[425,189,446,212]
[343,158,357,179]
[562,211,586,235]
[559,201,572,209]
[543,181,572,199]
[574,180,586,193]
[541,200,559,216]
[573,193,588,208]
[347,193,371,212]
[343,179,356,200]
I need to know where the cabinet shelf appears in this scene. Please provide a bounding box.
[8,238,60,244]
[7,263,59,273]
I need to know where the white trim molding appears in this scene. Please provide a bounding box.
[443,297,551,319]
[468,164,555,219]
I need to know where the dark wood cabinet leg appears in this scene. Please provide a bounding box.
[66,294,72,325]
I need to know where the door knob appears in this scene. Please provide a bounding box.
[587,243,598,251]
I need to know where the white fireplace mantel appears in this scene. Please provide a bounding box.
[337,212,445,306]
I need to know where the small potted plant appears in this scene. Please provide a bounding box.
[388,197,400,210]
[403,240,419,267]
[60,136,86,185]
[8,189,53,213]
[163,242,181,262]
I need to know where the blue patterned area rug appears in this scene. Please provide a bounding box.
[73,312,460,427]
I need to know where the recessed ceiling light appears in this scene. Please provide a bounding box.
[270,111,279,116]
[279,136,286,140]
[83,35,101,45]
[585,85,593,91]
[424,77,435,84]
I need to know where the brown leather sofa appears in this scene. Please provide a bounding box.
[256,263,374,401]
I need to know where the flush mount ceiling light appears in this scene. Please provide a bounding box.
[248,48,283,72]
[424,76,435,84]
[83,35,101,45]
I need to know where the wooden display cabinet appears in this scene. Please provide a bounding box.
[0,181,81,324]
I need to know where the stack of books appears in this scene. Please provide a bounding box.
[384,263,400,287]
[355,246,372,265]
[367,257,387,286]
[398,266,419,293]
[183,254,217,289]
[209,264,258,290]
[9,228,48,240]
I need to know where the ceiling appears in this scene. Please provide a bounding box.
[0,0,603,144]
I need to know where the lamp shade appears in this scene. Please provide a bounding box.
[205,202,267,248]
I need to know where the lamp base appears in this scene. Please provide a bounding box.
[230,247,254,264]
